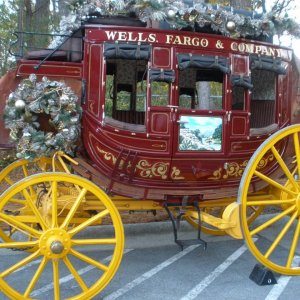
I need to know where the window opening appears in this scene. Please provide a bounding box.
[179,88,195,109]
[231,75,252,111]
[136,70,147,112]
[151,81,169,106]
[116,84,132,111]
[178,68,223,110]
[149,69,174,107]
[105,73,114,117]
[232,86,245,110]
[250,69,276,129]
[104,59,147,126]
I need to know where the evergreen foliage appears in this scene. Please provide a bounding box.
[3,74,82,160]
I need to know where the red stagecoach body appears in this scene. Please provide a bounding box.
[0,20,298,201]
[2,14,300,298]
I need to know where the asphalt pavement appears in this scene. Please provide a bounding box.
[1,218,300,299]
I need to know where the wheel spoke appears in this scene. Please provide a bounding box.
[68,209,110,236]
[60,188,87,230]
[22,188,48,230]
[247,199,296,206]
[254,170,296,197]
[264,211,298,259]
[250,205,296,236]
[0,172,125,299]
[22,164,29,177]
[72,238,117,246]
[0,229,9,241]
[0,250,40,278]
[22,165,35,196]
[287,216,300,268]
[53,259,60,300]
[0,240,38,249]
[0,212,42,237]
[51,181,58,228]
[24,257,48,297]
[7,198,27,205]
[70,249,109,272]
[4,176,14,186]
[63,256,88,292]
[293,132,300,179]
[271,146,298,191]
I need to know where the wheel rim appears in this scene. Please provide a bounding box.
[0,173,124,299]
[239,124,300,275]
[0,158,64,246]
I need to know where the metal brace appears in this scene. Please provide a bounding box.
[164,199,207,251]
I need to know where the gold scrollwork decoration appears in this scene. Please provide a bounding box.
[171,167,185,180]
[97,147,117,165]
[209,154,274,180]
[136,160,169,179]
[96,147,184,180]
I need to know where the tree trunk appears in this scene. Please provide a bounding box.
[57,0,69,17]
[24,0,33,31]
[33,0,50,33]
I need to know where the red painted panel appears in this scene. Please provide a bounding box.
[152,47,171,68]
[231,54,248,74]
[231,116,247,135]
[17,62,82,78]
[101,130,169,153]
[150,112,169,134]
[87,44,102,117]
[231,140,262,152]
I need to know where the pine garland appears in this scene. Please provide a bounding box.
[4,75,82,160]
[58,0,300,40]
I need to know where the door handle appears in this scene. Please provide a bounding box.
[227,111,232,122]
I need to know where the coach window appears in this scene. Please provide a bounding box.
[149,69,174,106]
[249,55,286,133]
[103,43,150,128]
[177,54,229,110]
[231,75,253,110]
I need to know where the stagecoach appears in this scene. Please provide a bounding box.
[0,6,300,299]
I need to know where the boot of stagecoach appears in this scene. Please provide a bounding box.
[0,1,300,299]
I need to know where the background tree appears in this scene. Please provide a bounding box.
[0,0,66,76]
[0,2,18,75]
[0,0,299,76]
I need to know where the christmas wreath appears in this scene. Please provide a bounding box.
[4,74,82,160]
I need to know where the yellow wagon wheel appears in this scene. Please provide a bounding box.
[0,157,63,244]
[184,199,263,236]
[239,124,300,275]
[0,173,124,299]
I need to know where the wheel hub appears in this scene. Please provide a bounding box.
[50,241,64,254]
[39,228,71,259]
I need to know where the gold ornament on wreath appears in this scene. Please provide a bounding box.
[4,74,82,160]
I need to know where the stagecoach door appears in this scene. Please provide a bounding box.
[227,55,251,150]
[171,52,230,165]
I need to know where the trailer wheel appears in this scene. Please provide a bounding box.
[0,158,64,246]
[239,124,300,275]
[0,173,124,299]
